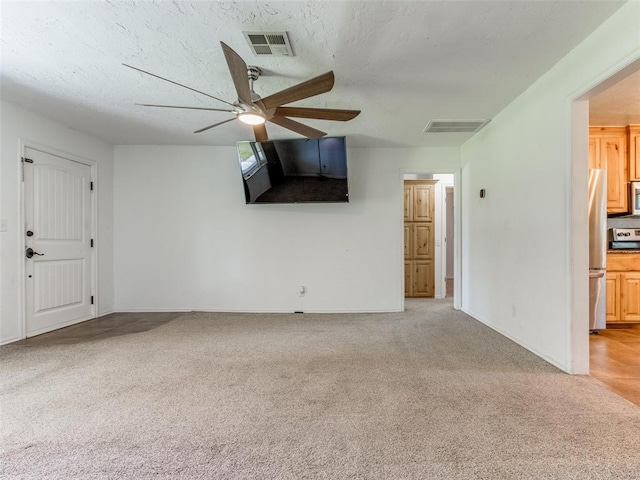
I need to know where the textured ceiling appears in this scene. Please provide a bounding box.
[590,68,640,126]
[0,1,626,147]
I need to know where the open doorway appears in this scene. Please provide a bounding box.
[588,65,640,406]
[573,58,640,403]
[402,173,457,303]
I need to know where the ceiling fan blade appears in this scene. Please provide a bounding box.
[273,106,360,121]
[194,117,236,134]
[253,124,269,142]
[261,72,335,110]
[220,42,252,106]
[123,63,235,107]
[136,103,234,112]
[268,116,327,139]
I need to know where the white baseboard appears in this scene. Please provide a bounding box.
[114,307,403,314]
[461,307,569,374]
[113,308,192,313]
[0,335,22,346]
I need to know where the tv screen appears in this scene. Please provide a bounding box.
[237,136,348,204]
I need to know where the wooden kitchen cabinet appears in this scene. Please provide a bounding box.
[589,127,628,214]
[606,253,640,324]
[588,137,603,169]
[628,125,640,180]
[621,272,640,322]
[404,180,436,297]
[606,273,620,322]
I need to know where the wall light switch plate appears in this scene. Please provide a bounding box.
[0,219,7,232]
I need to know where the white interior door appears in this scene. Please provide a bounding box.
[24,147,94,336]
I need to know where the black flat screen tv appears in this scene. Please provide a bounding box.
[237,136,348,204]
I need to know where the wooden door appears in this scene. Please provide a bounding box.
[606,273,620,322]
[590,127,628,214]
[629,126,640,181]
[603,136,627,213]
[404,180,436,297]
[413,261,434,297]
[404,261,412,297]
[621,273,640,322]
[588,137,602,169]
[24,148,94,336]
[404,185,413,221]
[413,184,434,222]
[413,223,433,260]
[404,224,412,258]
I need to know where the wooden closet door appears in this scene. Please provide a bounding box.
[404,180,436,297]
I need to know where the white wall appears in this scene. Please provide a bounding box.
[0,101,114,344]
[114,145,459,312]
[460,1,640,373]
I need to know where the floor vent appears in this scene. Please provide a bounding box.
[243,31,294,56]
[423,119,490,133]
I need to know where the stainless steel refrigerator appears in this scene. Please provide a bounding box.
[588,169,607,331]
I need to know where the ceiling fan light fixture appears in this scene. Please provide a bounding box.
[238,112,266,125]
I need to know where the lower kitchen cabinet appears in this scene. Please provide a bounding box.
[606,270,640,323]
[606,273,620,322]
[622,272,640,322]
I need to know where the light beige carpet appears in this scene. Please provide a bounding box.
[1,299,639,479]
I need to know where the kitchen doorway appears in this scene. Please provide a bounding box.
[588,63,640,405]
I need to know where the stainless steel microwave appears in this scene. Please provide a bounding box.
[631,182,640,215]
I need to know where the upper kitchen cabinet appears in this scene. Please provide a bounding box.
[629,126,640,180]
[589,127,628,214]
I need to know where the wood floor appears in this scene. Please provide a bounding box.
[590,324,640,407]
[13,312,183,345]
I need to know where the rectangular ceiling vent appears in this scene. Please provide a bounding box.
[243,31,294,57]
[423,119,490,134]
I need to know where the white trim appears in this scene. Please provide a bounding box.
[462,307,567,372]
[18,140,99,339]
[0,336,22,346]
[453,170,462,310]
[25,314,95,338]
[114,308,404,314]
[568,56,640,374]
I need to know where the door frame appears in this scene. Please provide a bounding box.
[570,56,640,374]
[444,185,455,292]
[19,140,98,339]
[400,169,462,311]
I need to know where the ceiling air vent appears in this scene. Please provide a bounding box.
[243,31,294,57]
[423,119,490,133]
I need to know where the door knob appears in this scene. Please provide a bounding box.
[25,248,44,259]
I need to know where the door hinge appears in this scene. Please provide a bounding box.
[91,239,94,247]
[21,157,33,182]
[91,295,94,305]
[90,181,94,191]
